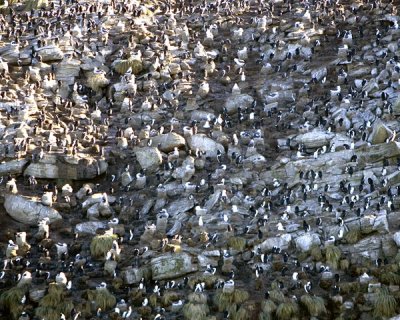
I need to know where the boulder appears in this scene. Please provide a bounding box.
[149,133,186,153]
[24,154,108,180]
[56,59,81,85]
[37,45,64,62]
[224,94,254,115]
[369,119,392,144]
[166,198,195,217]
[75,221,106,235]
[0,159,29,175]
[151,253,197,280]
[294,130,335,149]
[187,134,225,157]
[256,234,292,252]
[4,194,62,225]
[121,267,144,284]
[295,233,321,252]
[393,231,400,247]
[134,147,162,172]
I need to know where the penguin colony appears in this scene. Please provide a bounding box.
[0,0,400,319]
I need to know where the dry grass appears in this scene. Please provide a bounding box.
[35,283,74,320]
[268,289,285,303]
[260,299,277,314]
[161,291,180,307]
[87,73,110,92]
[379,271,400,285]
[188,292,208,304]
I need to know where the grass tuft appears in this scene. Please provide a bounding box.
[325,245,341,269]
[90,234,116,259]
[227,237,247,251]
[275,300,299,320]
[300,295,327,317]
[374,288,397,318]
[344,229,361,244]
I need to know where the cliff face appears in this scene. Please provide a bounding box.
[1,0,400,319]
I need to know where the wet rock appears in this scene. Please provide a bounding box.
[151,253,197,280]
[4,194,62,225]
[24,154,108,180]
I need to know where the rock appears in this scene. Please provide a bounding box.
[187,134,225,157]
[134,147,162,172]
[166,198,195,217]
[120,172,133,187]
[121,267,144,284]
[151,253,197,280]
[37,45,64,62]
[369,119,392,144]
[149,133,186,153]
[0,159,29,175]
[256,234,292,252]
[82,193,116,211]
[24,154,108,180]
[224,94,254,115]
[393,231,400,247]
[294,130,335,149]
[56,59,81,85]
[4,194,62,225]
[295,233,321,252]
[75,221,106,234]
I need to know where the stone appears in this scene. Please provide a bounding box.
[294,130,335,149]
[75,221,106,235]
[37,45,64,62]
[224,94,254,115]
[134,147,162,172]
[187,134,225,158]
[295,233,321,252]
[24,154,108,180]
[121,267,144,284]
[369,119,392,144]
[0,159,29,175]
[120,172,133,187]
[256,234,292,252]
[393,231,400,247]
[4,194,62,225]
[166,198,195,217]
[56,59,81,85]
[149,133,186,153]
[151,253,197,280]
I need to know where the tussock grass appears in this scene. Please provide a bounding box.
[213,289,249,312]
[300,295,327,317]
[260,299,277,314]
[90,234,116,259]
[227,237,247,251]
[86,288,116,311]
[87,73,110,92]
[0,287,25,319]
[113,58,143,75]
[188,292,208,304]
[379,271,400,285]
[182,302,209,320]
[275,301,299,320]
[344,229,361,244]
[374,288,397,318]
[325,245,341,269]
[310,244,322,261]
[268,289,285,303]
[35,283,74,320]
